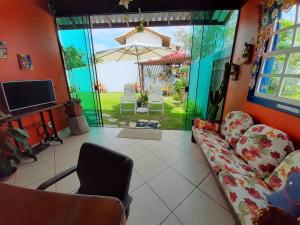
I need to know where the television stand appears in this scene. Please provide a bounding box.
[1,104,64,161]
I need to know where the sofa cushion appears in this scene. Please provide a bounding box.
[193,127,258,177]
[192,127,229,149]
[208,152,258,177]
[265,150,300,191]
[220,111,254,149]
[218,170,271,225]
[235,124,294,179]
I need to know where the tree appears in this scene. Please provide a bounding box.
[63,46,87,70]
[174,27,192,52]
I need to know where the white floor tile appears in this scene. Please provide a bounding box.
[12,127,236,225]
[134,153,168,181]
[129,170,145,193]
[174,188,235,225]
[56,173,80,193]
[54,136,83,159]
[55,151,79,173]
[161,213,183,225]
[189,148,207,165]
[170,138,195,153]
[153,144,187,165]
[110,137,135,149]
[14,160,55,186]
[162,131,180,142]
[119,143,150,160]
[172,155,210,186]
[198,173,229,210]
[148,168,195,210]
[127,184,171,225]
[140,139,168,152]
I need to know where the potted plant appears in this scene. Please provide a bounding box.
[65,86,89,135]
[65,86,83,118]
[179,65,189,78]
[174,78,188,103]
[0,124,32,180]
[137,91,149,107]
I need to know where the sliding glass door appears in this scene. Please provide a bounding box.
[185,11,239,129]
[56,16,102,127]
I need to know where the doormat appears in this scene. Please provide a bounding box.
[117,128,162,141]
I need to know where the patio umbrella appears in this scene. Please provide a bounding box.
[95,42,175,91]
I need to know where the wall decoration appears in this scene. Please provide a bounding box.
[230,63,240,80]
[0,41,8,59]
[119,0,133,9]
[17,54,33,70]
[242,42,254,64]
[250,0,300,89]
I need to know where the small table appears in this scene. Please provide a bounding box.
[136,107,149,114]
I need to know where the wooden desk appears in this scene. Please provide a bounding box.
[0,183,126,225]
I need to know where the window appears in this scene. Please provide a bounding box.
[254,4,300,110]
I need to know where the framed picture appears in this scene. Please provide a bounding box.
[0,41,8,59]
[17,53,33,70]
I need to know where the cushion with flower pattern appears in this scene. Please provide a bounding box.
[265,150,300,191]
[192,126,230,149]
[220,111,254,149]
[235,124,294,179]
[203,147,259,177]
[219,170,271,225]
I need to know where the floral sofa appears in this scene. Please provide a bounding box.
[192,111,299,225]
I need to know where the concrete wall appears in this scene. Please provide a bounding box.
[126,30,163,46]
[96,61,138,92]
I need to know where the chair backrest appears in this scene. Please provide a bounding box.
[123,84,135,97]
[77,143,133,201]
[149,85,162,97]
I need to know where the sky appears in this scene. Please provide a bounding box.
[58,26,191,54]
[91,26,191,52]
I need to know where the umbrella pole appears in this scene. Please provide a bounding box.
[136,50,143,94]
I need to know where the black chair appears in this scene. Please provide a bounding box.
[37,142,134,217]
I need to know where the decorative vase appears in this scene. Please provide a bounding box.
[65,102,83,117]
[178,88,186,103]
[0,157,17,181]
[67,115,89,135]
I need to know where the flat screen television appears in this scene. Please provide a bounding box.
[1,80,56,112]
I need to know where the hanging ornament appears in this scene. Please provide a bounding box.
[136,20,145,32]
[119,0,133,9]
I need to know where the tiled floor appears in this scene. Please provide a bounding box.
[4,127,235,225]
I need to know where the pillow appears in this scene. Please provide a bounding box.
[194,118,219,132]
[267,172,300,217]
[219,111,254,148]
[235,124,294,178]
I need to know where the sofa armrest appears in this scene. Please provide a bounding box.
[265,150,300,191]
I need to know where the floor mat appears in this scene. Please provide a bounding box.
[117,128,162,141]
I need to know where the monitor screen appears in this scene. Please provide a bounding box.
[1,80,56,112]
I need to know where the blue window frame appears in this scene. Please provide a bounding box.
[248,4,300,117]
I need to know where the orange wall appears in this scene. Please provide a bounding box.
[223,0,300,148]
[0,0,69,145]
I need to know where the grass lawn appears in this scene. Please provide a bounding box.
[79,92,186,130]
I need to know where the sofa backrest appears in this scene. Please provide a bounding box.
[220,111,254,148]
[235,124,295,178]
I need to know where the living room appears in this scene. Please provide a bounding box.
[0,0,300,225]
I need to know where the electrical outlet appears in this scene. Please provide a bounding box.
[48,121,52,128]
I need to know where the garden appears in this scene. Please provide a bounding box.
[79,91,187,130]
